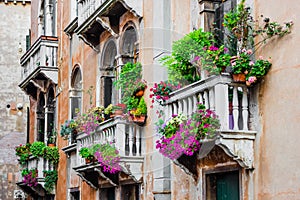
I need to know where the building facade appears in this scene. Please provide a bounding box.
[0,0,30,199]
[17,0,300,199]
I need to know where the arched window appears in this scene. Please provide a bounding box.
[37,93,45,142]
[38,0,56,36]
[38,0,45,36]
[100,39,117,107]
[121,25,138,63]
[70,67,82,119]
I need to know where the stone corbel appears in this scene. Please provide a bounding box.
[119,157,144,183]
[96,17,118,38]
[216,131,256,169]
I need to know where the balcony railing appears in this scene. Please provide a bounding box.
[77,0,108,26]
[166,75,250,131]
[74,117,144,187]
[17,155,55,196]
[20,36,58,82]
[165,75,256,169]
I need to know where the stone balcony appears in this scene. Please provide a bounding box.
[75,0,141,51]
[19,36,58,97]
[165,75,256,170]
[17,155,55,197]
[73,118,144,188]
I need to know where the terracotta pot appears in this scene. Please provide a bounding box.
[85,158,94,164]
[48,143,55,147]
[135,90,144,97]
[232,73,246,82]
[132,115,147,125]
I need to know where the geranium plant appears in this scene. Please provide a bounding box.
[149,80,181,106]
[194,45,231,75]
[21,168,38,187]
[15,143,31,165]
[156,103,220,160]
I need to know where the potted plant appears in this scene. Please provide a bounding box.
[21,168,38,187]
[79,147,95,163]
[246,56,272,86]
[60,119,77,140]
[93,143,121,174]
[130,97,147,125]
[43,170,58,193]
[114,62,146,103]
[230,49,253,82]
[43,146,60,164]
[149,80,181,106]
[160,28,214,85]
[105,103,127,118]
[156,103,220,160]
[30,141,46,158]
[47,128,57,147]
[15,143,31,165]
[200,45,231,74]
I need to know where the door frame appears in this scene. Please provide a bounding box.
[202,166,242,200]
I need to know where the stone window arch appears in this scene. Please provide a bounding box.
[70,66,82,119]
[38,0,56,36]
[100,38,117,107]
[121,24,138,63]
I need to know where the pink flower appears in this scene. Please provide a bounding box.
[246,49,253,55]
[248,76,257,83]
[249,61,254,66]
[231,62,236,66]
[242,48,246,53]
[258,56,264,60]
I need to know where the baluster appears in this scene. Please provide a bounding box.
[242,86,249,131]
[188,96,193,116]
[167,104,172,117]
[128,125,133,156]
[214,83,229,130]
[136,126,141,156]
[204,90,209,109]
[232,86,239,130]
[183,98,188,116]
[112,125,116,144]
[53,47,57,67]
[178,100,183,114]
[173,103,178,115]
[209,88,215,112]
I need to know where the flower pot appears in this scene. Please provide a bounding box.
[232,73,246,82]
[132,115,147,125]
[48,143,55,147]
[110,110,123,118]
[85,158,94,164]
[135,90,144,97]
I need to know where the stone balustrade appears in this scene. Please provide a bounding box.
[20,36,58,82]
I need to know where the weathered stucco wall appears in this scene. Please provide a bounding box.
[253,0,300,199]
[0,1,30,199]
